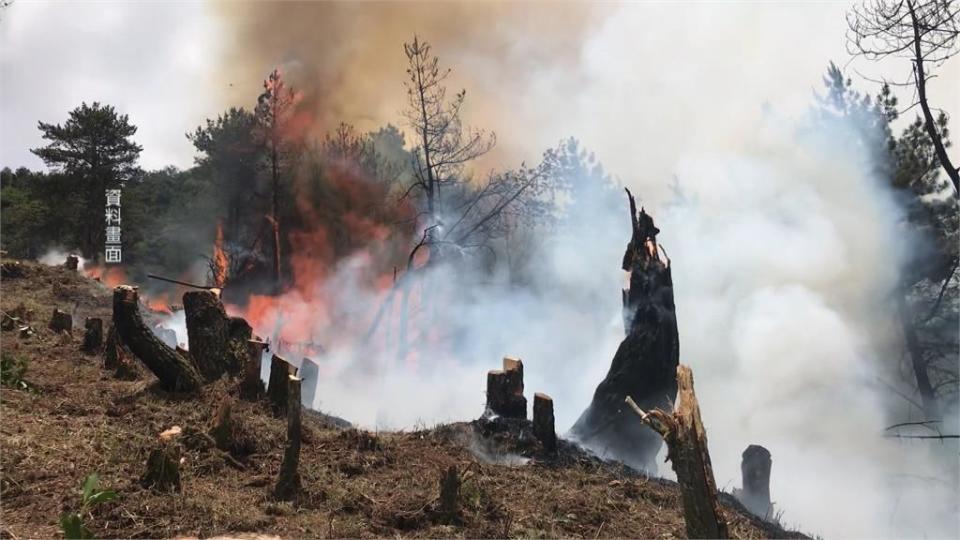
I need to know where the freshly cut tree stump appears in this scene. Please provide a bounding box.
[735,445,773,519]
[141,438,182,493]
[82,317,103,353]
[572,189,679,472]
[183,290,232,381]
[299,357,319,409]
[64,255,79,271]
[486,357,526,418]
[267,355,297,415]
[48,308,73,334]
[113,286,204,392]
[240,339,268,401]
[274,375,302,501]
[625,365,728,539]
[533,393,557,453]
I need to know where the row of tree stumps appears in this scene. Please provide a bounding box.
[98,284,308,502]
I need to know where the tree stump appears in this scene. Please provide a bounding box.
[240,339,268,401]
[299,357,319,409]
[625,365,728,539]
[82,317,103,354]
[736,445,773,520]
[2,313,19,331]
[141,432,182,493]
[533,393,557,453]
[227,317,253,374]
[267,355,297,415]
[209,398,235,451]
[113,286,204,392]
[571,189,679,472]
[438,465,461,523]
[486,357,526,418]
[64,255,79,271]
[273,375,302,501]
[183,290,231,382]
[48,308,73,334]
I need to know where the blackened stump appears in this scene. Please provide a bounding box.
[240,339,268,401]
[570,188,680,472]
[48,308,72,334]
[82,317,103,353]
[533,392,557,453]
[736,445,773,519]
[486,357,526,418]
[267,355,297,416]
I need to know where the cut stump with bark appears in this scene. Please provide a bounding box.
[141,431,182,493]
[113,286,204,392]
[486,357,526,419]
[64,255,79,271]
[240,339,268,401]
[82,317,103,354]
[48,308,73,334]
[533,392,557,453]
[625,365,728,539]
[183,290,232,382]
[438,465,461,523]
[273,375,302,501]
[299,357,319,409]
[267,355,297,416]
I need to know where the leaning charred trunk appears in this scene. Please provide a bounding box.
[570,189,679,472]
[112,286,204,392]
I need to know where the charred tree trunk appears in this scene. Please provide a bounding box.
[240,339,268,401]
[625,365,728,539]
[48,308,72,334]
[571,189,679,472]
[82,317,103,354]
[486,357,526,418]
[273,375,302,501]
[735,445,773,520]
[183,290,232,382]
[533,392,557,453]
[438,465,461,523]
[112,286,204,392]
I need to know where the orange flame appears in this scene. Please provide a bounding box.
[213,219,228,287]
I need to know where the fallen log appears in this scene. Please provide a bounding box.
[734,444,773,520]
[625,365,728,539]
[273,374,302,501]
[533,392,557,453]
[571,189,679,472]
[112,286,204,392]
[486,357,526,418]
[82,317,103,354]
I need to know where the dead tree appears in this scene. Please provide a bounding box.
[112,286,204,392]
[486,357,526,418]
[274,374,302,500]
[734,445,773,520]
[571,189,679,472]
[183,290,232,381]
[533,393,557,453]
[625,365,728,539]
[240,339,268,401]
[48,308,72,334]
[81,317,103,353]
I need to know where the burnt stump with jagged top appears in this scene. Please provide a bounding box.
[570,188,679,472]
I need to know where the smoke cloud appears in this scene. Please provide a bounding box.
[197,3,959,538]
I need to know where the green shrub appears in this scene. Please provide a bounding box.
[59,474,117,539]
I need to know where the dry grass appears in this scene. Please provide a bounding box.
[1,260,807,539]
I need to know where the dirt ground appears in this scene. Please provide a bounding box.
[0,260,806,539]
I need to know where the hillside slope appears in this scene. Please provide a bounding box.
[0,260,805,539]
